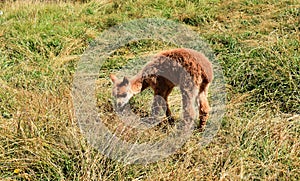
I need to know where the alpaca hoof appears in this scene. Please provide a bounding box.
[167,116,175,125]
[142,117,160,126]
[198,124,206,132]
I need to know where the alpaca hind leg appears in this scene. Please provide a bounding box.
[198,84,210,130]
[180,87,198,129]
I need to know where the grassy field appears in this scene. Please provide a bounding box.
[0,0,299,180]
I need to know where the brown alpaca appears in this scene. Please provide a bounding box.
[110,48,213,130]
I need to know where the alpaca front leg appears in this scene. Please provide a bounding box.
[151,95,167,118]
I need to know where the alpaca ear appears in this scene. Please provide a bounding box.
[122,76,129,85]
[110,74,118,83]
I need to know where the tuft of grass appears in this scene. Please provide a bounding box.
[0,0,299,180]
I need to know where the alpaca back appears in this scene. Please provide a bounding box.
[154,48,213,86]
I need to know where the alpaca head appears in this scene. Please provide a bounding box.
[110,74,134,109]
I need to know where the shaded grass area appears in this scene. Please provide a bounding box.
[0,0,299,180]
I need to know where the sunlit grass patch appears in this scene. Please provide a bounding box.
[0,0,299,180]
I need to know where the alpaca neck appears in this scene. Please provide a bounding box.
[130,73,143,94]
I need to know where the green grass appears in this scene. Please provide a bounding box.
[0,0,299,180]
